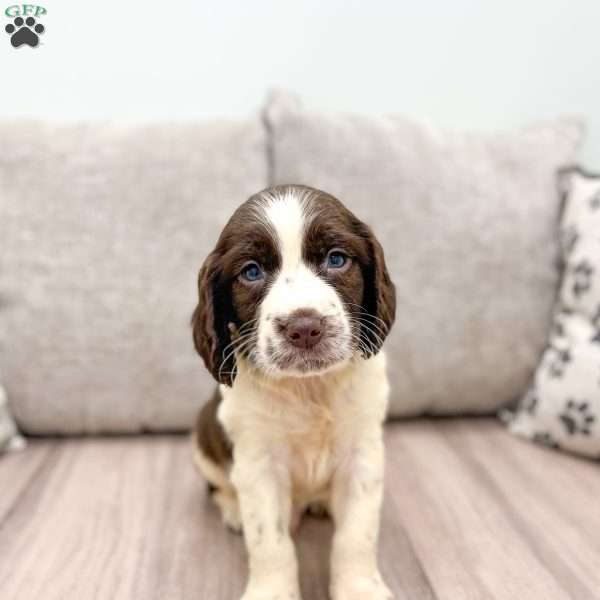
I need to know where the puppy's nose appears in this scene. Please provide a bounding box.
[284,313,323,349]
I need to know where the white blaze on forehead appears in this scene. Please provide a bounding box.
[256,187,340,317]
[252,187,353,375]
[259,188,308,270]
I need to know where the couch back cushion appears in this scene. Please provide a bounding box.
[0,119,267,433]
[265,91,584,417]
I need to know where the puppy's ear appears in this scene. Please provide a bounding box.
[191,252,235,386]
[358,223,396,356]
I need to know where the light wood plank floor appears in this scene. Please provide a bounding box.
[0,419,599,600]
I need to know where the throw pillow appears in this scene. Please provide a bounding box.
[508,168,600,459]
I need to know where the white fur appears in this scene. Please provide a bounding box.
[197,189,392,600]
[253,190,354,377]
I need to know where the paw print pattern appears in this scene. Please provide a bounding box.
[550,310,571,338]
[551,319,564,338]
[521,389,538,415]
[559,400,596,435]
[545,345,572,378]
[592,306,600,344]
[572,260,594,298]
[560,224,579,258]
[5,16,44,48]
[532,431,559,449]
[593,305,600,328]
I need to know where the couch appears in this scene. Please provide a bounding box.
[1,92,598,599]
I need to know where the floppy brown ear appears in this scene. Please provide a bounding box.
[359,224,396,356]
[191,253,235,386]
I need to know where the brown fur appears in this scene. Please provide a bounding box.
[191,198,280,385]
[302,190,396,355]
[195,387,232,469]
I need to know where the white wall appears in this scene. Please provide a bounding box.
[2,0,599,167]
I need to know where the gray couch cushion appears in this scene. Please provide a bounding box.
[0,119,267,433]
[265,91,584,417]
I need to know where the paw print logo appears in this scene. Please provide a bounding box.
[572,260,594,298]
[5,16,44,48]
[559,399,596,435]
[545,345,571,378]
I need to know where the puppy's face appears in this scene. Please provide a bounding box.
[193,186,395,384]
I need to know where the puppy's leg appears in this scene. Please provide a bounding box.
[306,500,329,518]
[193,445,242,532]
[330,432,392,600]
[193,390,242,532]
[231,441,301,600]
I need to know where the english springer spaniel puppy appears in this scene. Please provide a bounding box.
[192,185,396,600]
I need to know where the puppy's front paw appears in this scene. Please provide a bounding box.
[241,579,301,600]
[331,571,392,600]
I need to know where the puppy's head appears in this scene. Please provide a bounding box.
[192,185,395,384]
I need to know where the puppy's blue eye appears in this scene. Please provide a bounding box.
[327,251,347,269]
[241,262,264,282]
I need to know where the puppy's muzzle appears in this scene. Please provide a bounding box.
[275,309,324,350]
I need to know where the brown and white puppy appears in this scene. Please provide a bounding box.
[192,185,395,600]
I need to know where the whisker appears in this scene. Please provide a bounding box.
[344,302,390,331]
[218,335,257,380]
[220,331,255,360]
[354,337,376,356]
[236,318,259,334]
[346,315,389,338]
[347,312,390,334]
[222,336,256,364]
[348,321,385,352]
[346,315,387,340]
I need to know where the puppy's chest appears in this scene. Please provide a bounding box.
[285,409,338,494]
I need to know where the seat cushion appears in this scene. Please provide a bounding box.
[264,90,584,417]
[0,119,267,433]
[1,421,599,598]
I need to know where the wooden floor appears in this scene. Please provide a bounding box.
[0,419,599,600]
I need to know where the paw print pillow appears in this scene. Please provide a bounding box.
[507,168,600,459]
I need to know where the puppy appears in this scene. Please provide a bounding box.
[192,185,396,600]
